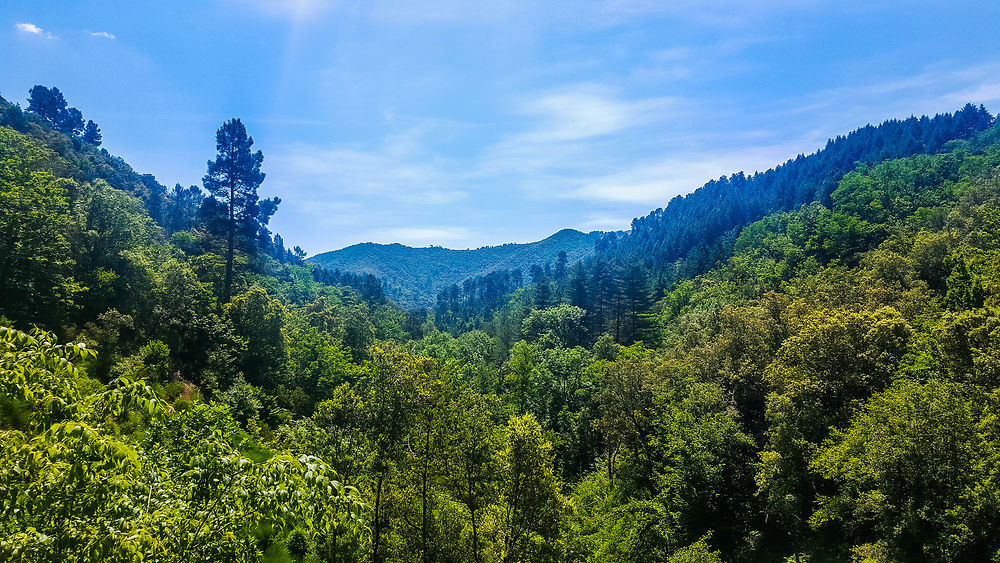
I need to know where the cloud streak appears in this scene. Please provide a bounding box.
[15,22,56,39]
[367,226,472,246]
[90,31,116,39]
[517,84,675,143]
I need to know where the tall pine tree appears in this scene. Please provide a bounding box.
[202,118,277,302]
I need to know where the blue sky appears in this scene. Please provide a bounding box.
[3,1,1000,254]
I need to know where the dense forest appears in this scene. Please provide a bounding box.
[3,85,1000,562]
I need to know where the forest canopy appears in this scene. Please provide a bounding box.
[2,87,1000,562]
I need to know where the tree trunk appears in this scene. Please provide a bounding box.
[223,182,235,303]
[421,431,430,563]
[372,468,386,563]
[468,476,482,563]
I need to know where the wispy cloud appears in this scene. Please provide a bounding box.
[477,84,679,188]
[756,61,1000,142]
[15,22,56,39]
[90,31,116,39]
[367,226,471,246]
[564,145,799,205]
[581,214,633,231]
[517,84,675,143]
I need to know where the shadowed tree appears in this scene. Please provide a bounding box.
[82,120,102,146]
[26,85,85,136]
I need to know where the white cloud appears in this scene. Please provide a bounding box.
[16,22,56,39]
[367,226,471,246]
[475,84,680,193]
[567,158,728,204]
[564,140,810,205]
[90,31,116,39]
[580,214,633,231]
[517,84,674,143]
[16,22,42,34]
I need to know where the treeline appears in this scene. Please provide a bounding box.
[434,268,525,332]
[600,103,994,272]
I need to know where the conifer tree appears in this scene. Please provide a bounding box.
[202,118,278,302]
[82,120,102,146]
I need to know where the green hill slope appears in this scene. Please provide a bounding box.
[308,228,603,308]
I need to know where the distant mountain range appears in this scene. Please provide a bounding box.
[308,229,603,308]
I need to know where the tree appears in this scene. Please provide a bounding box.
[493,414,567,563]
[441,391,502,563]
[25,85,84,136]
[757,307,911,554]
[56,107,84,136]
[26,85,67,125]
[166,183,204,235]
[554,251,568,280]
[358,345,427,562]
[0,128,78,328]
[506,340,540,414]
[811,380,1000,562]
[522,305,587,349]
[82,120,102,146]
[202,118,278,302]
[0,324,364,561]
[225,287,287,389]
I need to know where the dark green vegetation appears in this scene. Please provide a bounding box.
[2,86,1000,562]
[309,228,602,309]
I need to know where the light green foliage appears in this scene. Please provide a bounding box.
[0,325,364,561]
[226,286,288,389]
[522,304,587,348]
[72,179,160,318]
[505,340,540,414]
[579,352,756,560]
[935,307,1000,386]
[666,537,725,563]
[811,379,1000,562]
[343,302,376,362]
[489,413,567,563]
[758,307,911,546]
[0,127,79,327]
[440,390,503,562]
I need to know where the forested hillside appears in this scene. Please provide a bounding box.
[435,105,997,340]
[4,85,1000,563]
[309,228,602,309]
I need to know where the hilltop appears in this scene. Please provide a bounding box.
[308,228,603,308]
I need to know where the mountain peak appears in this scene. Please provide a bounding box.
[308,229,602,308]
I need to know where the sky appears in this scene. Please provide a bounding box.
[3,1,1000,255]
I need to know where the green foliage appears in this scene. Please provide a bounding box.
[758,307,912,547]
[0,127,79,327]
[0,325,364,562]
[226,286,288,388]
[491,413,568,563]
[202,117,277,302]
[6,91,1000,562]
[811,379,1000,561]
[522,304,587,348]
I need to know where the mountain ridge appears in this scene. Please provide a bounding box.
[308,228,604,309]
